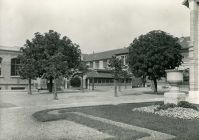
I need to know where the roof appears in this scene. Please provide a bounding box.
[0,46,21,52]
[83,48,129,61]
[83,37,192,62]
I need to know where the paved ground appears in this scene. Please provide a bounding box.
[0,87,166,140]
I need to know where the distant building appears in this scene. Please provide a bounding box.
[82,48,138,89]
[82,37,191,90]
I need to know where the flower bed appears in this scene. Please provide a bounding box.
[133,105,199,120]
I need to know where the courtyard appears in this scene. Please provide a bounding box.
[0,88,198,140]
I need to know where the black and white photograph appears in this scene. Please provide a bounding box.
[0,0,199,139]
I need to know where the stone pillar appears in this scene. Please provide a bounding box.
[183,0,199,99]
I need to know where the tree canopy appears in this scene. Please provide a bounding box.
[18,30,81,98]
[128,30,183,93]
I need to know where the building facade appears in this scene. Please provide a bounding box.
[0,46,29,91]
[82,48,137,89]
[82,37,191,90]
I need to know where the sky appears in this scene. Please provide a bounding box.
[0,0,190,54]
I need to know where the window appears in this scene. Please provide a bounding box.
[183,69,189,82]
[124,55,127,65]
[11,58,20,76]
[0,57,2,76]
[103,60,107,68]
[90,62,93,68]
[95,61,99,69]
[121,56,124,65]
[11,87,25,90]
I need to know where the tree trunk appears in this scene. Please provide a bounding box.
[28,78,32,95]
[81,74,84,93]
[142,76,146,87]
[49,77,53,93]
[153,78,158,94]
[124,78,127,89]
[53,78,58,100]
[67,78,70,89]
[118,79,121,92]
[143,82,146,87]
[92,77,94,90]
[114,79,118,97]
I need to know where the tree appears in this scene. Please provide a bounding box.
[42,30,81,99]
[18,51,37,95]
[18,40,42,95]
[128,30,183,93]
[20,30,81,99]
[109,56,123,96]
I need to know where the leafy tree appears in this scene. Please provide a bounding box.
[20,30,81,99]
[18,40,41,94]
[128,30,183,93]
[109,56,123,96]
[43,52,69,99]
[42,30,81,99]
[18,46,38,95]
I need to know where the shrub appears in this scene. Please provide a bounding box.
[177,101,198,110]
[154,102,164,106]
[155,103,177,111]
[70,76,81,87]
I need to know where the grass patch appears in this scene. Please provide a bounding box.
[33,102,199,140]
[64,113,149,140]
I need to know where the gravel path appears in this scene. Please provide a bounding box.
[0,108,113,140]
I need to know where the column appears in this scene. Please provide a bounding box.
[185,0,199,98]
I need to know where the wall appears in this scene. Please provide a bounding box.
[0,50,28,90]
